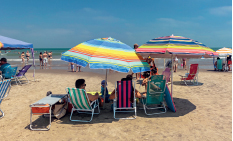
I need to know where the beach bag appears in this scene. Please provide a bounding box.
[67,102,73,113]
[53,101,68,119]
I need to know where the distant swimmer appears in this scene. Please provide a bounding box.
[48,51,52,59]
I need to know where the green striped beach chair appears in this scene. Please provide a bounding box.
[66,88,100,122]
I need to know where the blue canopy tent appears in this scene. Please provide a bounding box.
[0,35,35,80]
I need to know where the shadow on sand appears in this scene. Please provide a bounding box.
[172,81,204,86]
[10,79,29,86]
[25,97,196,129]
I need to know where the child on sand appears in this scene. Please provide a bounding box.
[70,63,74,72]
[100,80,110,103]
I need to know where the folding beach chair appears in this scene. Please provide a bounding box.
[217,59,223,71]
[66,88,100,122]
[1,65,12,80]
[180,64,199,86]
[2,66,18,83]
[15,64,32,84]
[141,75,166,115]
[0,79,11,118]
[10,66,18,84]
[113,80,136,119]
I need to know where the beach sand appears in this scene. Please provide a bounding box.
[0,69,231,140]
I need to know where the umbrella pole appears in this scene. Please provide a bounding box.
[103,69,108,109]
[30,48,36,81]
[171,55,174,96]
[164,59,165,70]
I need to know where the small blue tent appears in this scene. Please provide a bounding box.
[0,35,35,80]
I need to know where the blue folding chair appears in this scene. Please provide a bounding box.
[0,79,11,118]
[2,65,12,80]
[14,64,31,85]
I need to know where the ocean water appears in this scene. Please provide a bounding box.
[1,47,231,71]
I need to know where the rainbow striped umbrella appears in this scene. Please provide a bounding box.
[136,35,218,97]
[216,47,232,57]
[61,37,150,73]
[136,35,218,58]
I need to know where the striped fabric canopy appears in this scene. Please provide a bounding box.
[136,35,217,58]
[61,37,150,73]
[0,35,33,50]
[216,47,232,57]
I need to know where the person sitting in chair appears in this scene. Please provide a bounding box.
[109,74,142,103]
[214,57,224,71]
[227,55,232,71]
[0,58,11,78]
[142,68,159,91]
[75,79,103,106]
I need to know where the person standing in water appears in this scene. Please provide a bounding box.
[48,51,52,66]
[26,51,30,64]
[48,52,52,59]
[21,52,25,63]
[42,51,48,69]
[39,52,43,67]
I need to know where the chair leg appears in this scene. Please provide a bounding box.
[13,78,18,85]
[180,79,188,86]
[16,77,22,85]
[113,100,136,119]
[24,75,29,84]
[29,107,52,131]
[70,108,95,122]
[143,102,166,115]
[114,108,136,119]
[113,102,116,119]
[0,108,4,118]
[96,101,100,114]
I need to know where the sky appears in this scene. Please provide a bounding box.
[0,0,232,49]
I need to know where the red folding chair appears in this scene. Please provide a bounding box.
[180,64,199,85]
